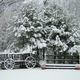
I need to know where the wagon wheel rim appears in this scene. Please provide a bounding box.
[4,58,15,69]
[25,56,36,68]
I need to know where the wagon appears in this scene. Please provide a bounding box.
[0,51,39,69]
[0,46,47,70]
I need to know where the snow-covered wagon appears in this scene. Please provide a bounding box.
[0,50,39,69]
[0,43,46,70]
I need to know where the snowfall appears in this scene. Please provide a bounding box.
[0,68,80,80]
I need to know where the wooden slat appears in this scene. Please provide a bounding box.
[43,64,78,69]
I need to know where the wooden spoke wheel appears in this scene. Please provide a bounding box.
[4,58,15,69]
[25,56,36,68]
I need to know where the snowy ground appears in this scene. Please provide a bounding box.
[0,68,80,80]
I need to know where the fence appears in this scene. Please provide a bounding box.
[45,54,79,64]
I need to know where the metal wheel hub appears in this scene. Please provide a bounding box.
[4,58,15,69]
[25,56,36,68]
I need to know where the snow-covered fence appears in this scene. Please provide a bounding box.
[45,54,79,64]
[43,45,80,64]
[68,45,80,64]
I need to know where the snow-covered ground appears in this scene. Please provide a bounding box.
[0,69,80,80]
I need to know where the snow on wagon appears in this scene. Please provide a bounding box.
[0,48,39,69]
[0,43,46,70]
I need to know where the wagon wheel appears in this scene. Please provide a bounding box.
[25,56,36,68]
[4,58,15,69]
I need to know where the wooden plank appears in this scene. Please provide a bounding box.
[42,64,78,69]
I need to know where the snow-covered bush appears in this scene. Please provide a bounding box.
[10,0,80,63]
[41,0,80,63]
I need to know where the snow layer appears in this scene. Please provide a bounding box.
[0,69,80,80]
[68,45,80,54]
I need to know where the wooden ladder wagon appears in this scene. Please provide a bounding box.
[0,52,38,70]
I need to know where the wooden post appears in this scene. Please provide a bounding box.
[79,53,80,64]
